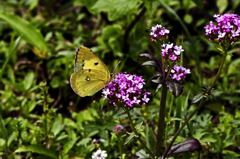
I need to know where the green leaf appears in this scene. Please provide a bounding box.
[62,130,78,155]
[15,145,57,159]
[0,12,48,58]
[0,37,20,81]
[51,114,64,136]
[192,93,204,104]
[124,132,136,145]
[27,100,37,113]
[135,122,143,131]
[92,0,141,21]
[50,77,61,89]
[23,72,35,90]
[102,24,123,40]
[146,125,155,151]
[217,0,228,14]
[192,0,204,8]
[0,139,6,148]
[64,118,77,129]
[77,138,92,146]
[227,58,240,75]
[184,14,193,24]
[0,115,8,139]
[75,0,98,14]
[7,131,18,147]
[136,149,150,158]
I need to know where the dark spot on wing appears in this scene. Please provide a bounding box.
[82,64,84,68]
[94,62,99,66]
[88,69,91,72]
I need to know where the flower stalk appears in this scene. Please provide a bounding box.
[163,52,227,158]
[154,83,168,156]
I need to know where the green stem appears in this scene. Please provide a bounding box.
[165,95,174,146]
[207,54,227,93]
[163,98,206,157]
[126,108,154,158]
[163,54,227,158]
[154,83,168,156]
[118,137,123,158]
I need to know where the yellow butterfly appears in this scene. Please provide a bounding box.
[70,46,111,97]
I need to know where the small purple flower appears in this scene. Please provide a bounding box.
[150,24,169,41]
[204,13,240,45]
[170,65,191,81]
[102,73,151,108]
[113,125,124,134]
[161,43,184,62]
[142,92,151,103]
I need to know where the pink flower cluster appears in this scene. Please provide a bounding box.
[150,24,169,41]
[204,13,240,44]
[113,125,124,134]
[161,43,184,62]
[102,73,151,108]
[170,65,191,81]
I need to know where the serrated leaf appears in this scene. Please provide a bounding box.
[192,93,204,104]
[135,122,143,131]
[124,132,136,145]
[15,145,57,159]
[92,0,141,21]
[166,81,183,98]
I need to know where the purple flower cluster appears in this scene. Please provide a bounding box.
[150,24,170,41]
[204,13,240,44]
[102,73,151,108]
[113,125,124,134]
[170,65,191,81]
[161,43,184,62]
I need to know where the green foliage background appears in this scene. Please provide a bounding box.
[0,0,240,158]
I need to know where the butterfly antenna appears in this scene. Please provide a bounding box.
[112,61,121,77]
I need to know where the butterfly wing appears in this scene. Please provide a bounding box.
[70,69,110,97]
[70,46,111,97]
[74,46,109,73]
